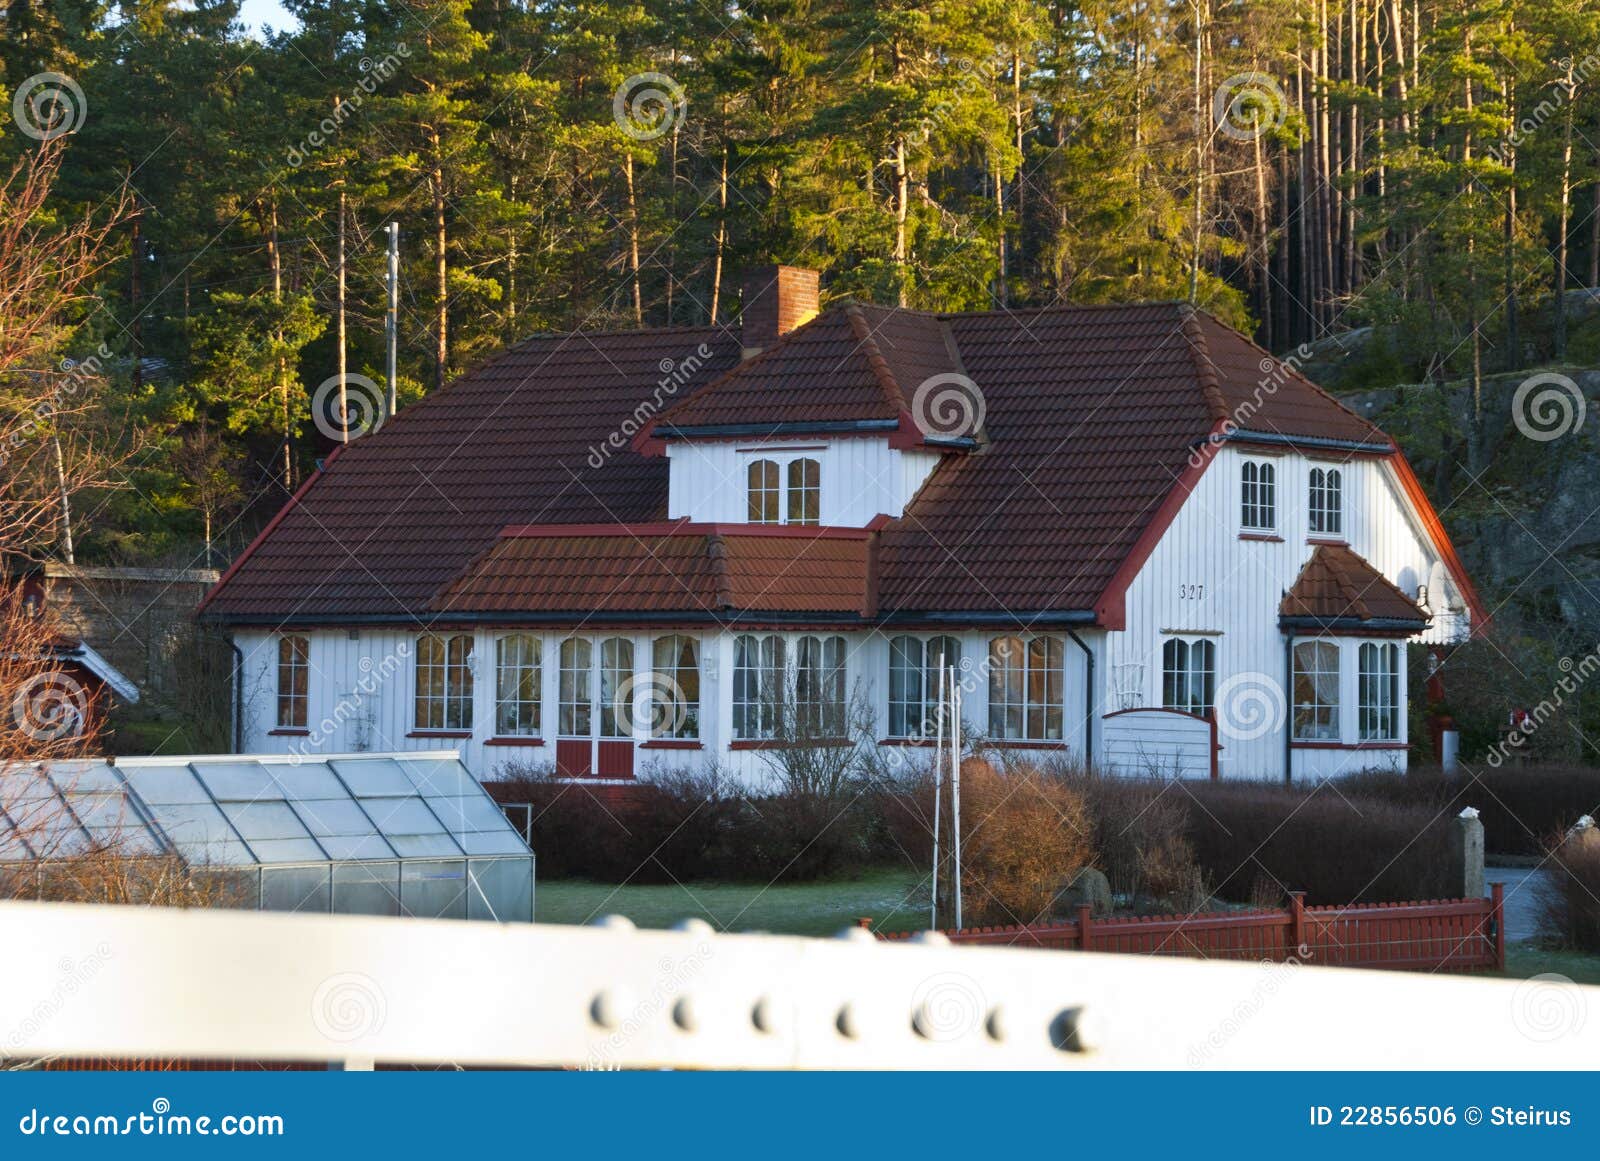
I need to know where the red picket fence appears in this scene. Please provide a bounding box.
[874,884,1505,974]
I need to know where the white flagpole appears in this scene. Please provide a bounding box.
[951,665,963,931]
[930,654,946,930]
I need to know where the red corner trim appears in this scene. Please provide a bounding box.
[197,444,347,615]
[630,419,666,458]
[1092,424,1226,630]
[1387,451,1490,633]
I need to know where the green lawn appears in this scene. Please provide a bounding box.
[1501,943,1600,986]
[535,867,929,936]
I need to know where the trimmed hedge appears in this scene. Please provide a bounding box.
[486,763,876,883]
[1342,765,1600,856]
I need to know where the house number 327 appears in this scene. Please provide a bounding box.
[1178,583,1205,600]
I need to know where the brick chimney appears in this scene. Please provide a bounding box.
[740,265,819,359]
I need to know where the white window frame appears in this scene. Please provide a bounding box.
[276,635,309,729]
[1358,642,1401,741]
[747,459,781,523]
[1240,458,1277,532]
[649,635,700,739]
[1292,639,1341,742]
[740,448,823,526]
[987,635,1065,742]
[733,634,786,740]
[1308,465,1343,537]
[415,633,473,731]
[1161,637,1215,717]
[558,638,593,738]
[887,634,962,739]
[794,634,847,738]
[494,634,542,737]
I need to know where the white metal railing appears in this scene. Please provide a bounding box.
[0,900,1595,1070]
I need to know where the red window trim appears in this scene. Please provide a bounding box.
[483,736,544,747]
[407,729,472,739]
[267,727,310,737]
[984,739,1071,751]
[877,737,940,748]
[639,739,703,750]
[1238,531,1284,543]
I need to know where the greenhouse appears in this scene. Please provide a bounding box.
[0,751,534,922]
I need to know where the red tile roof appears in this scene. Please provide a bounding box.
[201,301,1403,626]
[433,521,872,619]
[1280,544,1429,630]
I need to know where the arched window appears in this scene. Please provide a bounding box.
[1293,640,1341,741]
[1161,637,1215,716]
[494,635,541,736]
[415,633,473,730]
[650,635,700,738]
[276,635,309,729]
[988,635,1063,741]
[795,635,847,737]
[733,634,785,739]
[888,635,961,738]
[1241,459,1276,530]
[1309,467,1342,536]
[747,459,780,523]
[598,637,634,738]
[1359,642,1400,741]
[786,457,820,524]
[558,638,592,737]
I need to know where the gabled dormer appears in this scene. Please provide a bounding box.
[637,266,983,528]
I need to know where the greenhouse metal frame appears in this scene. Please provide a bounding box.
[0,751,534,922]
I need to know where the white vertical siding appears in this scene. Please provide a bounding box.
[666,437,941,526]
[1107,444,1452,780]
[235,623,1100,788]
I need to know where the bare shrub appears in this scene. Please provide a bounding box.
[954,759,1095,927]
[1539,837,1600,952]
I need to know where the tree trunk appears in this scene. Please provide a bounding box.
[431,130,448,393]
[625,149,642,326]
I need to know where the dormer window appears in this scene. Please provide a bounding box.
[1240,459,1276,532]
[748,460,780,522]
[1308,466,1342,536]
[787,458,819,525]
[746,453,820,525]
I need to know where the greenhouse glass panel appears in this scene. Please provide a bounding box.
[468,858,534,922]
[5,752,533,921]
[332,861,401,917]
[401,859,467,919]
[261,865,332,913]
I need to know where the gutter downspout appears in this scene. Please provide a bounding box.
[1066,628,1095,769]
[229,638,244,754]
[1282,633,1294,784]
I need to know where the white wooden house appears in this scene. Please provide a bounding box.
[200,267,1482,787]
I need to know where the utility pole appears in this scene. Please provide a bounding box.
[386,221,400,418]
